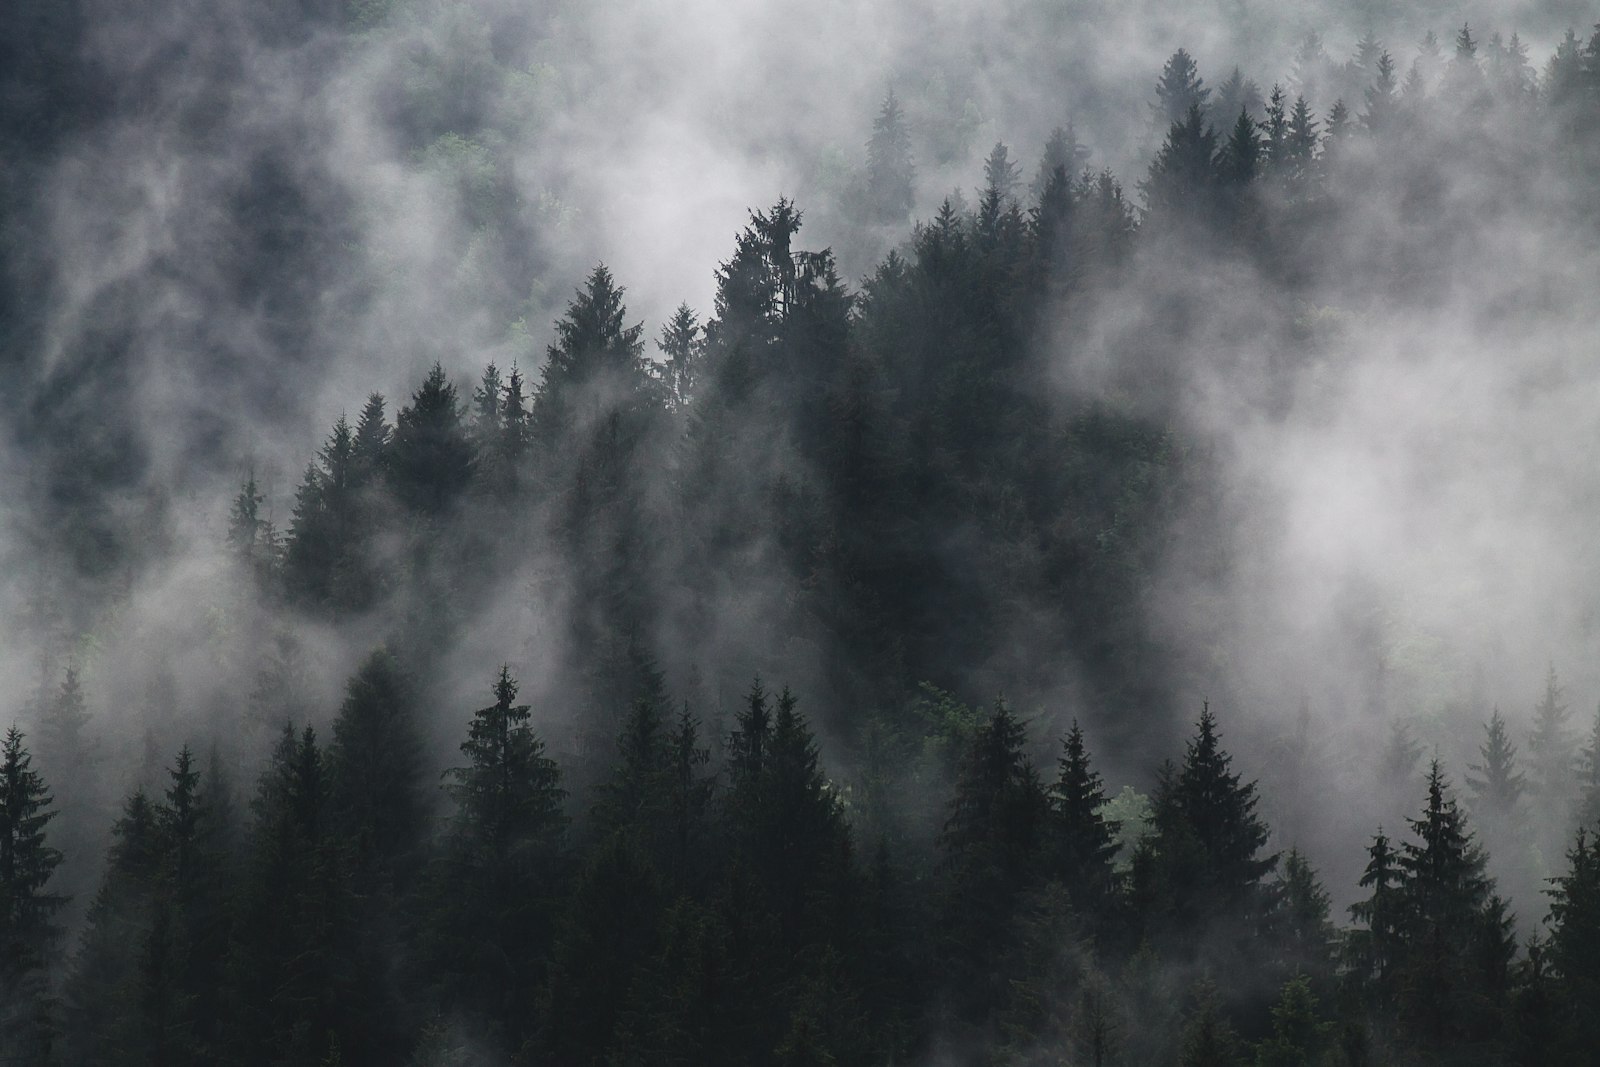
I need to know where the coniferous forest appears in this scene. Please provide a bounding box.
[6,0,1600,1063]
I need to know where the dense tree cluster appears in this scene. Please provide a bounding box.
[7,677,1600,1064]
[6,13,1600,1065]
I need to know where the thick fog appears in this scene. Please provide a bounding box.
[5,0,1600,953]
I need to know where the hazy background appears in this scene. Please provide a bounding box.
[4,0,1600,920]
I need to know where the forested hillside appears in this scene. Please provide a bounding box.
[5,0,1600,1063]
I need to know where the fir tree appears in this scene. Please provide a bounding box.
[1528,665,1576,807]
[0,727,66,1066]
[1134,704,1278,946]
[1142,103,1219,225]
[429,667,566,1040]
[656,304,702,413]
[1253,975,1331,1067]
[1217,108,1261,185]
[1347,828,1404,1001]
[1046,720,1119,918]
[1546,828,1600,1053]
[1362,51,1399,132]
[1272,848,1336,983]
[328,649,426,894]
[864,89,915,224]
[1393,761,1509,1054]
[391,362,474,516]
[1467,708,1527,825]
[1154,49,1211,127]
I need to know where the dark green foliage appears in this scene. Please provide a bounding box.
[1179,980,1243,1067]
[222,724,351,1066]
[392,362,474,516]
[1132,705,1277,957]
[1046,720,1119,920]
[1346,829,1404,1003]
[1547,829,1600,1054]
[938,699,1048,1020]
[1253,975,1331,1067]
[61,748,234,1067]
[1218,108,1262,185]
[1143,104,1219,226]
[329,649,426,893]
[427,667,566,1042]
[1391,761,1512,1056]
[1271,848,1335,984]
[0,727,66,1066]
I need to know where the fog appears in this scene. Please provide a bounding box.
[4,0,1600,1058]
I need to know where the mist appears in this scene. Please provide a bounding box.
[4,0,1600,1062]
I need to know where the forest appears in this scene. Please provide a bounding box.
[4,0,1600,1063]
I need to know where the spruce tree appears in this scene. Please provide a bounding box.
[1142,103,1219,225]
[1271,848,1335,983]
[1135,704,1277,945]
[223,725,349,1067]
[1217,108,1261,185]
[1546,828,1600,1053]
[0,727,65,1066]
[1346,828,1404,1002]
[429,667,566,1040]
[1467,708,1527,826]
[391,362,474,516]
[1046,720,1119,919]
[656,304,702,413]
[864,89,915,224]
[328,648,426,894]
[1393,761,1509,1053]
[1153,48,1211,127]
[1528,666,1576,810]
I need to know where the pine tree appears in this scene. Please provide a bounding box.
[1547,828,1600,1053]
[1029,124,1089,203]
[391,362,474,516]
[227,474,276,580]
[61,789,169,1067]
[864,89,914,224]
[1528,665,1576,808]
[1577,705,1600,832]
[939,698,1047,1019]
[1260,84,1289,170]
[1134,705,1277,947]
[1213,67,1263,127]
[1253,975,1331,1067]
[1283,96,1320,188]
[0,727,65,1066]
[328,649,426,894]
[1178,980,1242,1067]
[1347,828,1404,1001]
[1272,848,1335,983]
[351,393,391,482]
[1046,720,1119,918]
[535,265,651,447]
[1153,49,1211,127]
[1142,103,1219,225]
[1467,708,1527,824]
[1362,51,1399,132]
[223,724,349,1067]
[656,304,702,413]
[1217,108,1261,185]
[429,667,566,1039]
[1393,761,1509,1053]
